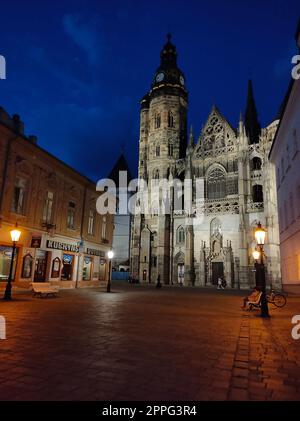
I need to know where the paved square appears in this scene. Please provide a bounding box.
[0,283,299,401]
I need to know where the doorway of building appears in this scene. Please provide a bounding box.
[212,262,224,285]
[61,254,74,281]
[178,263,184,285]
[34,250,48,281]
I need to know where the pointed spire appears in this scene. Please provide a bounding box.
[189,125,194,147]
[244,79,261,144]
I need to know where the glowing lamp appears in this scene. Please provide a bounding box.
[254,222,266,246]
[10,227,21,243]
[252,250,260,261]
[107,250,114,260]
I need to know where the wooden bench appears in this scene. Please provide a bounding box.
[31,282,59,298]
[247,292,262,311]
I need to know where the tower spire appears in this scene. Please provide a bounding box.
[244,79,261,144]
[188,125,194,147]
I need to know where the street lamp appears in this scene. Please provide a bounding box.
[107,250,114,293]
[3,224,21,301]
[252,249,260,261]
[253,222,269,317]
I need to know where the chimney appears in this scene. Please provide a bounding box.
[28,135,38,144]
[12,114,24,134]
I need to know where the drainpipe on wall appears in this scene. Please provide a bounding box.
[75,184,87,288]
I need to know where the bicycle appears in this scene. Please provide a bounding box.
[267,289,287,308]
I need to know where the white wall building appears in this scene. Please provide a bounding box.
[269,21,300,292]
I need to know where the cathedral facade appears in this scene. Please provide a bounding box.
[130,36,281,289]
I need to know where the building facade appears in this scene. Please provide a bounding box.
[0,107,114,289]
[130,36,281,289]
[269,22,300,292]
[109,153,132,275]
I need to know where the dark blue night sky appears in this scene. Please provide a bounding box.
[0,0,299,180]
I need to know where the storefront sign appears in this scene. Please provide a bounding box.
[46,240,79,253]
[86,248,105,257]
[31,236,42,248]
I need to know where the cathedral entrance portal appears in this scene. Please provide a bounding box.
[178,263,184,285]
[212,262,224,285]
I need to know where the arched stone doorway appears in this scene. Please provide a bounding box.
[174,251,185,285]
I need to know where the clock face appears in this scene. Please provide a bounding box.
[156,72,165,82]
[180,75,185,86]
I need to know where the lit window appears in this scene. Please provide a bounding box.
[11,178,27,214]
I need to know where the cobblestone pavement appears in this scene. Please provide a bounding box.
[0,283,299,401]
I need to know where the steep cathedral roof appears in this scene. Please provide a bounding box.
[108,153,133,188]
[244,79,261,144]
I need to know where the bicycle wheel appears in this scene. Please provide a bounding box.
[273,294,287,308]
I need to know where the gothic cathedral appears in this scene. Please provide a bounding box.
[130,35,281,289]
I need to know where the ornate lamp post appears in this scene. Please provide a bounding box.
[254,222,269,318]
[3,224,21,301]
[107,250,114,293]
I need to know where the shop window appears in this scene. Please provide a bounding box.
[0,246,18,281]
[11,177,27,215]
[22,253,33,279]
[83,256,93,281]
[34,250,48,282]
[51,257,61,278]
[67,202,76,229]
[42,191,54,223]
[61,254,74,280]
[88,209,95,235]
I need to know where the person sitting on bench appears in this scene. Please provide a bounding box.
[241,287,261,309]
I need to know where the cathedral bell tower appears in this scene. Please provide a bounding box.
[132,35,188,284]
